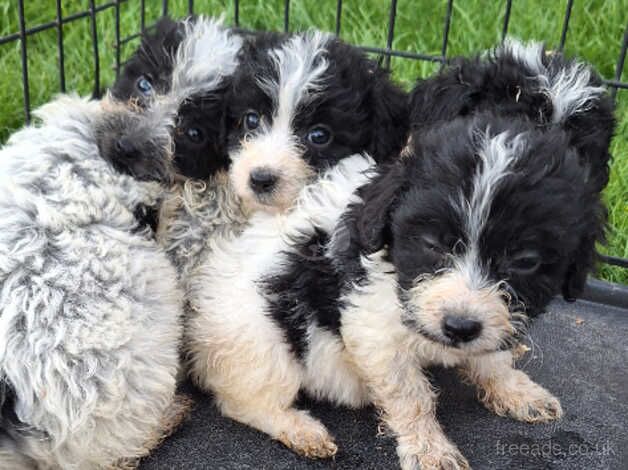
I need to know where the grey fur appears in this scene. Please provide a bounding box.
[0,95,183,469]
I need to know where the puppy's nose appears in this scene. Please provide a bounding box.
[115,137,137,157]
[249,168,278,194]
[442,315,482,343]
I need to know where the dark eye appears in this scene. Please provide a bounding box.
[306,125,332,147]
[244,111,260,131]
[509,250,542,276]
[185,127,204,144]
[136,75,153,96]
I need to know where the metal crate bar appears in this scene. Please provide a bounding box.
[17,0,30,123]
[55,0,66,93]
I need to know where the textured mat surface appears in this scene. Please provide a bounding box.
[140,299,628,469]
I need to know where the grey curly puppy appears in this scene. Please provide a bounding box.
[0,17,231,469]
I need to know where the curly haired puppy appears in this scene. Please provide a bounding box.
[0,94,184,469]
[0,18,238,469]
[112,16,247,279]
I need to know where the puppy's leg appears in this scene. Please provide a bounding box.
[187,312,336,458]
[462,350,563,422]
[342,290,469,469]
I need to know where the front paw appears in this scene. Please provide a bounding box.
[398,438,470,470]
[479,371,563,423]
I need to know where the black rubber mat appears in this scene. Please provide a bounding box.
[140,299,628,469]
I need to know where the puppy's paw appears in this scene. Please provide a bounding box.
[398,439,470,470]
[277,411,337,459]
[479,371,563,423]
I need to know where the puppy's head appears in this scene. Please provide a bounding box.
[111,16,242,180]
[95,97,175,184]
[227,32,408,213]
[111,17,184,106]
[346,114,606,354]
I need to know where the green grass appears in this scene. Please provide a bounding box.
[1,0,626,283]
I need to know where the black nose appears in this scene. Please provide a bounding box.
[442,315,482,343]
[249,168,278,193]
[115,137,136,157]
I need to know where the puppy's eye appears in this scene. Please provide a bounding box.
[185,127,204,144]
[509,249,542,275]
[306,125,332,147]
[243,111,260,131]
[414,234,445,255]
[136,75,153,96]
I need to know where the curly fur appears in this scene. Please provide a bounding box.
[0,95,183,469]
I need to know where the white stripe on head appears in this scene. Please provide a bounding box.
[499,38,606,123]
[258,31,331,132]
[171,15,243,101]
[456,129,526,288]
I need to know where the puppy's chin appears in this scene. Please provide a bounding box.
[236,186,297,215]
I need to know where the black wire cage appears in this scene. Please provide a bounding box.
[1,0,627,278]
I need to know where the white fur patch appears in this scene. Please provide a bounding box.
[500,38,606,123]
[456,130,526,288]
[171,16,243,103]
[259,31,331,132]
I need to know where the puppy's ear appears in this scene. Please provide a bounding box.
[354,162,406,253]
[367,67,409,163]
[562,203,606,301]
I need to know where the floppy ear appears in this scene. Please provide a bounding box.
[562,202,606,301]
[367,68,409,163]
[562,238,596,301]
[353,162,406,253]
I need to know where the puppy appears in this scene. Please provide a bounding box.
[226,30,409,213]
[0,94,184,469]
[409,38,615,192]
[186,153,376,458]
[186,31,408,457]
[0,18,239,469]
[112,16,247,280]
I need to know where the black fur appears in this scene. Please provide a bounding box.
[227,32,409,170]
[111,16,236,180]
[262,230,344,358]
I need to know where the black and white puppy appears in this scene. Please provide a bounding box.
[334,110,609,470]
[186,31,408,458]
[112,17,248,279]
[226,30,408,213]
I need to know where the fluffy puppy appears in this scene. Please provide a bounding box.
[112,17,247,279]
[0,94,184,469]
[334,110,610,469]
[226,30,408,213]
[409,38,615,192]
[0,18,237,469]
